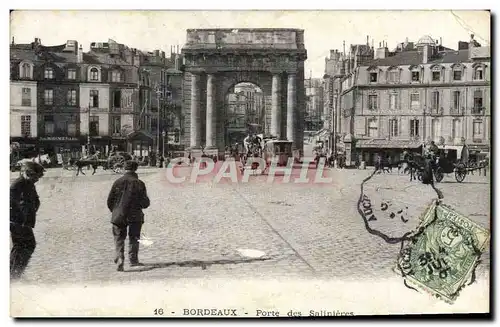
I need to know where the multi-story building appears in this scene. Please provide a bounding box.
[10,38,38,145]
[339,35,490,166]
[80,39,146,154]
[10,38,84,156]
[304,78,324,131]
[323,40,375,154]
[139,46,184,154]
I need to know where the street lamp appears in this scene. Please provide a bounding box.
[162,130,166,158]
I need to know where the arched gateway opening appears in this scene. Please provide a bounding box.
[224,82,264,147]
[180,28,307,158]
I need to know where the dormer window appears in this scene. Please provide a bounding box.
[111,70,122,82]
[409,65,422,83]
[387,67,400,83]
[20,62,33,79]
[431,65,443,82]
[44,67,54,79]
[452,64,465,81]
[370,73,378,83]
[89,67,100,81]
[412,71,420,82]
[474,67,484,80]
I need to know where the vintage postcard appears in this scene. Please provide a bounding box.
[9,9,491,317]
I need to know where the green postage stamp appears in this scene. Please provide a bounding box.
[396,201,490,304]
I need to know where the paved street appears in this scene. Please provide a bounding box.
[10,165,490,315]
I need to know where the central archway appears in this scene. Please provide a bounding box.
[224,82,264,147]
[180,28,308,158]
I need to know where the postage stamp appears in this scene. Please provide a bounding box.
[396,202,490,304]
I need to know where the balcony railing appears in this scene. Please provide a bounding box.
[471,107,485,115]
[428,107,444,116]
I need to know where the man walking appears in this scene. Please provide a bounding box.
[10,161,45,280]
[107,160,150,271]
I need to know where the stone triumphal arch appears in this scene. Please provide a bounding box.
[180,28,307,157]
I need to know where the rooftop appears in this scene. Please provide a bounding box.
[363,48,489,67]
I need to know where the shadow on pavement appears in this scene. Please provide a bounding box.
[124,257,272,273]
[440,181,488,185]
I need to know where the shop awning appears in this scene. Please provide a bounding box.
[127,130,154,141]
[356,139,423,149]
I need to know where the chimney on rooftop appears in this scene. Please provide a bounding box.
[77,45,83,63]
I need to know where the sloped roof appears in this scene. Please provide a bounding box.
[364,49,473,67]
[10,46,78,63]
[83,52,131,66]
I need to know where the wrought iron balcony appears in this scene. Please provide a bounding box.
[428,107,444,116]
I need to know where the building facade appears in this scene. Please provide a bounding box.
[338,35,490,165]
[304,78,324,131]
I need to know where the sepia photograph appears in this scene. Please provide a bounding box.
[7,8,491,318]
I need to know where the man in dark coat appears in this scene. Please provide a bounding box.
[107,160,150,271]
[10,161,45,279]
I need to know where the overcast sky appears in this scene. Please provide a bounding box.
[10,10,490,78]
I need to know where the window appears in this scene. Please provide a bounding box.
[112,116,121,135]
[432,71,440,81]
[389,119,399,137]
[453,70,462,81]
[113,90,121,108]
[21,63,31,79]
[89,67,99,81]
[151,118,158,132]
[410,119,420,137]
[473,120,482,137]
[473,90,483,111]
[410,93,420,109]
[67,121,77,136]
[431,91,440,110]
[474,68,483,80]
[90,90,99,108]
[55,120,67,135]
[431,119,440,139]
[21,115,31,137]
[388,71,399,83]
[368,119,378,137]
[453,91,461,110]
[21,88,31,106]
[44,89,54,105]
[67,89,77,106]
[44,115,54,135]
[368,95,378,110]
[369,73,378,83]
[67,68,76,80]
[452,119,460,140]
[411,71,420,82]
[389,93,397,110]
[111,70,122,82]
[89,116,99,136]
[44,67,54,79]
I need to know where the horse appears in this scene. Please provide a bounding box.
[17,154,52,168]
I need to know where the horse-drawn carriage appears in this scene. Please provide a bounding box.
[409,144,481,183]
[71,151,134,175]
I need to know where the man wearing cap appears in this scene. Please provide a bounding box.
[10,161,45,279]
[107,160,150,271]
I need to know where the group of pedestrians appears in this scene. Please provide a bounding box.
[10,160,151,279]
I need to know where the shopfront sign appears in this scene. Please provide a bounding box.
[39,137,79,141]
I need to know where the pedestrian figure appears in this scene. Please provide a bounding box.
[10,161,45,280]
[107,160,150,271]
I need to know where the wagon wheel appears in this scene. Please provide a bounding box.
[434,167,444,183]
[455,164,467,183]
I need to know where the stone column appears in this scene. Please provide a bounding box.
[205,74,216,149]
[271,73,281,138]
[286,73,296,143]
[190,72,201,149]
